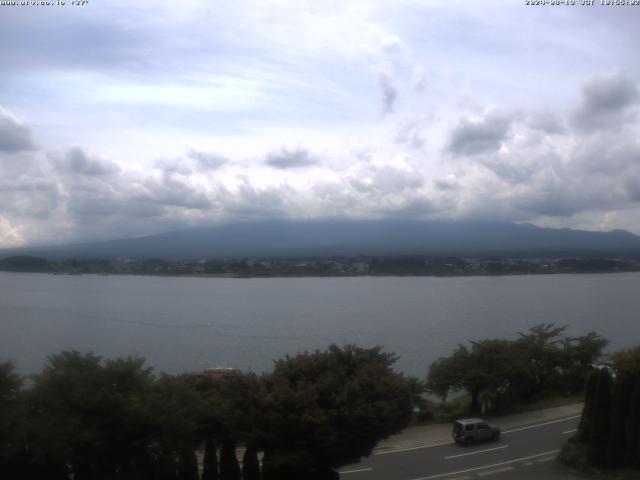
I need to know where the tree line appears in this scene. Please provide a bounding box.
[0,345,417,480]
[426,324,608,414]
[0,325,619,479]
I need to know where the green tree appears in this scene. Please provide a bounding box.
[427,340,517,413]
[577,369,598,442]
[587,368,612,467]
[220,436,241,480]
[177,448,199,480]
[242,445,260,480]
[0,361,25,479]
[427,324,607,414]
[202,435,219,480]
[258,344,414,478]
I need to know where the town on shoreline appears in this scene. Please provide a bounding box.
[1,254,640,277]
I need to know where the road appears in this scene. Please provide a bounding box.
[339,413,581,480]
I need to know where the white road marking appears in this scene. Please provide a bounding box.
[444,445,509,460]
[375,441,454,455]
[536,456,556,463]
[407,449,560,480]
[339,467,373,474]
[502,415,580,435]
[522,461,534,466]
[562,429,577,435]
[477,466,514,476]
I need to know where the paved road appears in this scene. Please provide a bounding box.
[339,412,581,480]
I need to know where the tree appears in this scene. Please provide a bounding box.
[257,345,414,478]
[177,448,199,480]
[201,435,219,480]
[577,369,598,442]
[0,361,25,479]
[242,445,260,480]
[27,351,203,480]
[587,368,612,466]
[427,324,608,414]
[219,436,241,480]
[427,340,518,413]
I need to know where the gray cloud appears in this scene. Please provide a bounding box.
[526,111,565,135]
[349,164,423,195]
[395,117,427,149]
[187,149,228,170]
[265,147,317,169]
[0,106,36,153]
[571,72,639,131]
[448,110,514,157]
[60,146,121,176]
[378,68,398,114]
[411,66,427,93]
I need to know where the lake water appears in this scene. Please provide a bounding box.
[1,272,639,377]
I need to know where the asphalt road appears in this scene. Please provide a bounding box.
[339,414,581,480]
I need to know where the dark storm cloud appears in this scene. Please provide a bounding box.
[187,149,228,170]
[571,72,639,131]
[59,146,121,176]
[265,147,318,169]
[447,110,514,157]
[137,173,212,210]
[0,107,36,153]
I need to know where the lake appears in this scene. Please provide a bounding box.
[1,272,638,377]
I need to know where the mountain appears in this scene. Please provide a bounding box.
[3,219,640,260]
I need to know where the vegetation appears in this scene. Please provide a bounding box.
[426,324,607,414]
[561,345,640,473]
[2,254,640,277]
[0,344,415,480]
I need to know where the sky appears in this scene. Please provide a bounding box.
[1,0,639,247]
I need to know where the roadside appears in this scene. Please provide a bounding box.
[374,403,583,453]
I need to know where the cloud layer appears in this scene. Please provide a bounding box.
[1,2,640,247]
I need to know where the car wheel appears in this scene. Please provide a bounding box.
[491,431,500,441]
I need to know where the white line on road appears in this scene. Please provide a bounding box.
[477,466,513,476]
[562,429,577,435]
[444,445,509,460]
[375,441,454,455]
[339,468,373,474]
[535,456,556,463]
[502,415,581,435]
[406,449,560,480]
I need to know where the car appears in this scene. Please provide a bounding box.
[452,418,501,445]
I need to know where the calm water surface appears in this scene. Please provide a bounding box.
[1,272,638,377]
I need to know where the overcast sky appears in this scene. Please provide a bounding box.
[1,0,639,247]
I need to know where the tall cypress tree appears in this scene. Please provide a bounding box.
[177,448,199,480]
[606,372,633,467]
[220,437,241,480]
[578,369,598,442]
[242,445,260,480]
[202,436,219,480]
[628,378,640,468]
[588,368,612,466]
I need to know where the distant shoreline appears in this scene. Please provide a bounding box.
[2,254,639,278]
